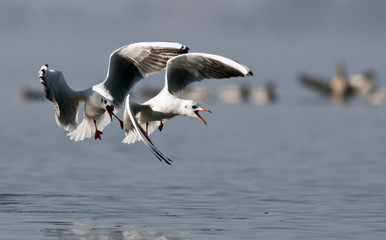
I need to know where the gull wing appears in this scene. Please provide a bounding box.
[165,53,253,96]
[299,74,332,96]
[38,64,84,131]
[93,42,189,109]
[123,95,172,165]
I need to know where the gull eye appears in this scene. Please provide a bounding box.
[104,100,107,104]
[192,105,197,110]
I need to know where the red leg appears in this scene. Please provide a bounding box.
[93,119,103,140]
[111,111,124,129]
[158,121,164,132]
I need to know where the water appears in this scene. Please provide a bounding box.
[2,96,386,239]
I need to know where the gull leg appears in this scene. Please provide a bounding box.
[112,112,124,129]
[93,119,103,140]
[158,121,164,132]
[146,122,149,136]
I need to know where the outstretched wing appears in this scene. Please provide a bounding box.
[122,95,172,165]
[165,53,253,96]
[299,74,332,96]
[93,42,189,109]
[38,64,84,131]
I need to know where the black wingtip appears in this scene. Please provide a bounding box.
[158,155,173,165]
[181,45,189,54]
[165,159,173,165]
[38,64,53,101]
[38,64,49,80]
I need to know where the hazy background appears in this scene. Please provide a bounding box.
[1,0,386,100]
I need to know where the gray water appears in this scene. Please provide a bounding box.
[2,95,386,239]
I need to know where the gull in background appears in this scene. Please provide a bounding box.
[38,42,188,142]
[350,71,386,105]
[122,53,253,147]
[299,62,355,104]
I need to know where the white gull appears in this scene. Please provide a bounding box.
[122,52,253,147]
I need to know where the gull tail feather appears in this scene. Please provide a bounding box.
[122,122,158,144]
[122,130,142,144]
[67,117,93,141]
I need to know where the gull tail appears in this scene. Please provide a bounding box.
[122,130,142,144]
[67,112,111,141]
[67,117,94,142]
[122,122,158,144]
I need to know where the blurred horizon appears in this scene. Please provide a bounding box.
[2,0,386,39]
[1,0,386,102]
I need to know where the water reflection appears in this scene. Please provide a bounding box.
[0,193,187,240]
[43,225,186,240]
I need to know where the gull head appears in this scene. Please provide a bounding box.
[181,100,212,125]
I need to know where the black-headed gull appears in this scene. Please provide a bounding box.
[38,42,188,141]
[122,52,253,145]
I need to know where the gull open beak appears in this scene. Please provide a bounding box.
[105,105,114,120]
[105,104,124,129]
[194,108,212,125]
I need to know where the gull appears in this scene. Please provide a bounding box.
[38,42,188,141]
[299,62,355,104]
[122,52,253,146]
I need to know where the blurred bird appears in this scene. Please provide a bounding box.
[17,87,45,102]
[249,81,277,105]
[350,71,386,105]
[218,83,250,104]
[299,62,355,104]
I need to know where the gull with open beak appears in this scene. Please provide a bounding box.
[38,42,189,141]
[123,52,253,145]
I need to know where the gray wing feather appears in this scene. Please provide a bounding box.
[39,64,83,131]
[97,42,189,109]
[299,74,332,96]
[166,53,253,96]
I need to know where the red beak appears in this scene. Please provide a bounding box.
[194,108,212,125]
[105,105,114,120]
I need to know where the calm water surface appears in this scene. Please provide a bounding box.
[1,94,386,239]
